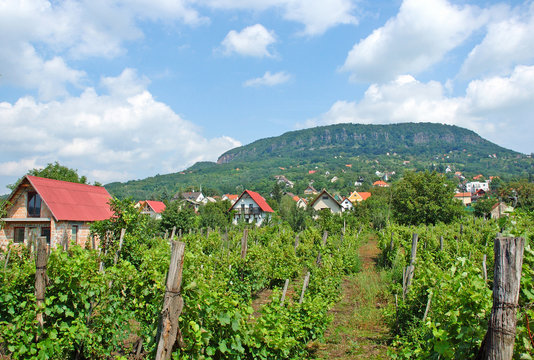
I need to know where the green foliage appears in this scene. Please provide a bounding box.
[198,200,232,229]
[8,162,89,190]
[160,201,198,233]
[392,171,463,225]
[473,196,498,218]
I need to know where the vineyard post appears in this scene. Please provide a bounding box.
[170,227,176,241]
[440,236,444,251]
[155,241,186,360]
[3,245,11,272]
[164,229,168,240]
[241,229,248,259]
[403,233,418,298]
[294,234,299,254]
[35,236,48,330]
[482,254,487,282]
[299,271,310,304]
[280,279,290,306]
[316,231,328,266]
[410,233,418,265]
[476,237,524,360]
[390,232,394,251]
[423,292,433,322]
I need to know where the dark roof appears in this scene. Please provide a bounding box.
[12,175,113,221]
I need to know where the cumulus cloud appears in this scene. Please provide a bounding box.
[341,0,484,83]
[221,24,276,57]
[202,0,357,35]
[302,66,534,154]
[243,71,291,87]
[0,0,204,99]
[0,69,241,189]
[460,4,534,79]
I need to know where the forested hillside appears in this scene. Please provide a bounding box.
[105,123,533,200]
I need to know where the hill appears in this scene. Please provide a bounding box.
[105,123,533,200]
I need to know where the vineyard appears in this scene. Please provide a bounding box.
[1,209,534,359]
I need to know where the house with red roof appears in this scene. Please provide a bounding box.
[348,191,371,203]
[222,194,239,204]
[1,175,113,249]
[229,190,274,226]
[454,192,472,206]
[136,200,166,219]
[373,180,390,187]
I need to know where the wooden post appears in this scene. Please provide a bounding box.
[155,241,186,360]
[113,229,126,265]
[299,272,310,304]
[423,293,433,322]
[316,231,328,265]
[390,232,394,251]
[170,227,176,241]
[164,230,169,240]
[241,229,248,260]
[476,237,525,360]
[482,254,487,282]
[440,236,444,251]
[294,234,300,253]
[280,279,290,306]
[410,233,418,265]
[3,245,11,272]
[179,229,182,238]
[35,237,48,330]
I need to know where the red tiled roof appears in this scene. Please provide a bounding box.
[224,194,239,201]
[373,180,389,186]
[454,192,471,198]
[145,200,166,213]
[357,192,371,201]
[25,175,113,221]
[292,195,300,202]
[231,190,274,213]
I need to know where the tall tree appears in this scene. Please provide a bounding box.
[392,171,463,225]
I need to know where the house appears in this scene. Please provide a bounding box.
[222,194,239,204]
[454,192,472,206]
[176,191,206,204]
[1,175,113,249]
[304,185,319,195]
[229,190,274,226]
[296,198,308,209]
[491,202,513,219]
[340,198,353,212]
[373,180,390,187]
[309,189,342,214]
[274,175,294,188]
[466,181,490,194]
[348,191,371,203]
[136,200,166,219]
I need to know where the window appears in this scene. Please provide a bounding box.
[14,227,25,243]
[71,225,78,244]
[27,192,41,217]
[41,227,51,245]
[322,196,329,200]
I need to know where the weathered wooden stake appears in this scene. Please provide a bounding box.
[294,234,300,253]
[170,227,176,241]
[113,229,126,265]
[3,245,11,272]
[476,237,525,360]
[299,272,310,304]
[410,233,418,265]
[280,279,290,306]
[315,231,328,265]
[482,254,487,282]
[423,292,433,322]
[155,241,186,360]
[440,236,444,251]
[241,229,248,260]
[164,230,169,240]
[35,237,48,330]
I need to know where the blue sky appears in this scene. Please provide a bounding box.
[1,0,533,194]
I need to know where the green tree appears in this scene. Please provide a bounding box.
[473,196,498,218]
[392,171,463,225]
[199,200,232,229]
[160,201,197,233]
[8,162,89,190]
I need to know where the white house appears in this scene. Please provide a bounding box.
[340,198,353,212]
[136,200,166,219]
[229,190,274,226]
[466,181,490,194]
[309,189,342,214]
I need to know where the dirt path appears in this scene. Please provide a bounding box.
[315,239,392,359]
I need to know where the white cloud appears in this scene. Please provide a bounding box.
[0,69,241,189]
[303,66,534,154]
[460,4,534,79]
[243,71,291,87]
[202,0,357,35]
[221,24,276,57]
[341,0,484,83]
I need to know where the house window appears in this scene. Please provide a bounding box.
[322,196,329,200]
[27,192,41,217]
[71,225,78,244]
[14,227,25,243]
[241,204,245,213]
[41,227,51,245]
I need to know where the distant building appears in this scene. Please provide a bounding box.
[229,190,274,226]
[454,192,472,206]
[373,180,390,187]
[348,191,371,203]
[222,194,239,204]
[304,185,319,195]
[309,189,342,214]
[136,200,166,219]
[466,181,490,194]
[491,202,513,219]
[340,198,353,212]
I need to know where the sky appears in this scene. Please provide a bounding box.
[1,0,534,194]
